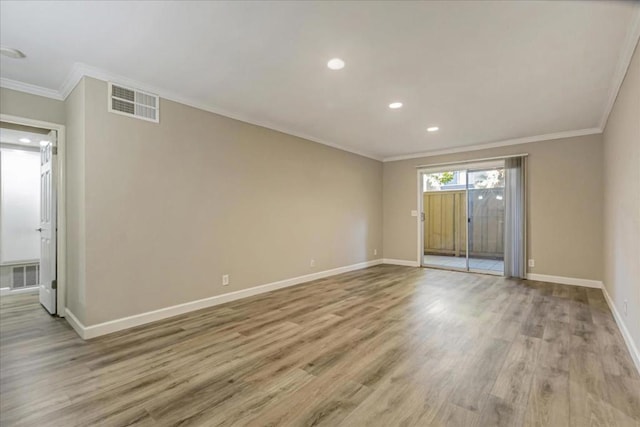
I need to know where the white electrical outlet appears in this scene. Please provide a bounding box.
[624,299,628,316]
[374,249,378,256]
[222,274,229,286]
[528,259,535,268]
[310,259,315,267]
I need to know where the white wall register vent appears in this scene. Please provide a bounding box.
[108,82,159,123]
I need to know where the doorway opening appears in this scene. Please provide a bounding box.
[419,160,505,275]
[0,121,59,315]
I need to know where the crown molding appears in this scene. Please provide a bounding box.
[0,68,607,163]
[56,63,384,161]
[382,127,602,162]
[600,5,640,130]
[4,5,638,164]
[0,77,63,100]
[58,62,88,100]
[0,67,606,163]
[2,63,383,161]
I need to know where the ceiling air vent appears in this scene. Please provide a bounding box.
[108,82,159,123]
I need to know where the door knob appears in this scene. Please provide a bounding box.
[36,227,42,232]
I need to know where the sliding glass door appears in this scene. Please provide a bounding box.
[422,169,468,271]
[421,162,505,275]
[466,167,505,274]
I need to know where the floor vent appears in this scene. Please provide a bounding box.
[108,82,159,123]
[7,264,39,289]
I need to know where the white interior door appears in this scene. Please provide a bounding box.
[39,130,57,314]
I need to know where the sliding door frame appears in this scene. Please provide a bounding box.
[417,169,469,271]
[417,170,425,267]
[417,155,525,274]
[465,165,505,276]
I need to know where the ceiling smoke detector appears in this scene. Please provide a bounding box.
[0,46,26,59]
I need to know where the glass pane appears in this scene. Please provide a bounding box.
[422,170,467,270]
[423,171,467,192]
[467,169,505,189]
[467,168,504,274]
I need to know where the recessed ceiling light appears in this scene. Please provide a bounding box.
[427,126,439,132]
[327,58,345,70]
[389,102,403,109]
[40,140,49,147]
[0,46,26,59]
[18,137,31,143]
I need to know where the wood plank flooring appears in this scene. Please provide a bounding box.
[1,265,639,426]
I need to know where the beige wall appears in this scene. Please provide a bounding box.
[0,87,65,124]
[383,134,604,281]
[603,40,639,353]
[1,74,621,335]
[64,79,87,323]
[78,77,382,325]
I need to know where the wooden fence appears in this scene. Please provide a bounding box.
[423,189,504,258]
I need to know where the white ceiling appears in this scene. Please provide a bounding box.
[1,1,639,160]
[0,128,49,147]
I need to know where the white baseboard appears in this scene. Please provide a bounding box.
[382,258,421,267]
[0,286,39,296]
[65,259,383,340]
[601,286,640,375]
[64,308,86,338]
[526,273,603,289]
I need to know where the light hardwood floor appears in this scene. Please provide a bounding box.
[1,265,639,426]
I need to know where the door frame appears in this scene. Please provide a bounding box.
[417,158,514,274]
[464,165,505,276]
[416,170,423,267]
[1,114,66,317]
[417,168,470,271]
